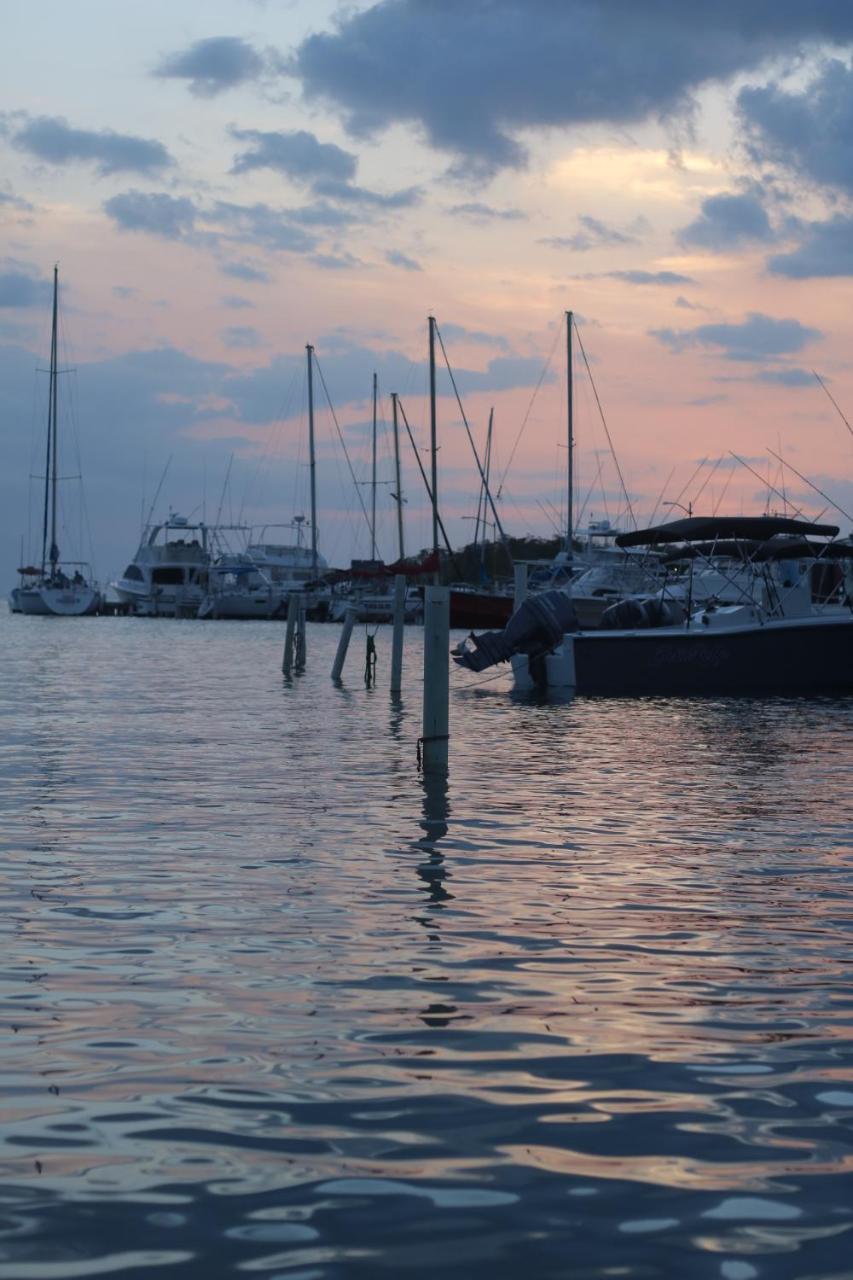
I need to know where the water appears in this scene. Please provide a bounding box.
[1,613,852,1279]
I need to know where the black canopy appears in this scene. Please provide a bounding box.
[616,515,839,548]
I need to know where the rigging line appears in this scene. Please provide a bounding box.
[313,353,373,544]
[711,465,734,516]
[671,456,707,512]
[813,370,853,440]
[766,447,853,523]
[647,466,677,530]
[496,318,563,497]
[690,454,724,510]
[728,452,810,522]
[573,324,636,529]
[435,323,509,545]
[397,396,460,572]
[536,498,562,536]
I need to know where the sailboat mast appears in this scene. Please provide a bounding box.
[391,391,405,561]
[306,344,318,578]
[40,274,55,576]
[565,309,574,559]
[428,316,439,581]
[370,371,378,560]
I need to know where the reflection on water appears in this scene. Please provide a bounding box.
[1,614,852,1278]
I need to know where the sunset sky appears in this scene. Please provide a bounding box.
[3,0,853,586]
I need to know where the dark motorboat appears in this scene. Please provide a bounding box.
[453,516,853,696]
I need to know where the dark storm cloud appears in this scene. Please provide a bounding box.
[0,262,52,308]
[291,1,853,173]
[678,192,774,250]
[606,270,696,285]
[385,249,421,271]
[231,128,357,183]
[155,36,270,97]
[104,191,198,239]
[10,115,171,175]
[542,216,641,252]
[738,59,853,195]
[651,312,821,361]
[767,214,853,277]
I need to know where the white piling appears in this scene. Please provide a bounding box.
[331,606,358,681]
[513,562,528,612]
[421,584,449,772]
[282,592,298,674]
[390,574,406,694]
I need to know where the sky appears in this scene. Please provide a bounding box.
[3,0,853,586]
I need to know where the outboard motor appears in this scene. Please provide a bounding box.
[452,589,578,673]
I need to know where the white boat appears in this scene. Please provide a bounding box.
[329,580,423,623]
[113,513,210,617]
[453,515,853,696]
[13,267,101,617]
[199,523,330,620]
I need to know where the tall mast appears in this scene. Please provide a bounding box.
[370,371,378,560]
[428,316,439,581]
[40,270,56,575]
[481,409,494,576]
[391,391,405,561]
[306,344,318,578]
[565,309,574,559]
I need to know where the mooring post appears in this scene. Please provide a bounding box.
[390,574,406,694]
[282,592,299,674]
[421,584,449,772]
[513,562,528,612]
[295,596,307,669]
[331,606,357,681]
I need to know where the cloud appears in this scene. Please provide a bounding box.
[738,58,853,195]
[541,215,640,252]
[155,36,269,97]
[438,323,510,351]
[675,295,702,310]
[290,1,853,173]
[0,187,33,212]
[221,294,253,309]
[755,366,816,386]
[104,190,198,239]
[767,214,853,277]
[220,260,271,283]
[210,201,318,252]
[651,312,821,361]
[0,261,52,308]
[311,252,362,270]
[286,202,360,228]
[606,270,695,285]
[678,191,773,250]
[222,325,262,349]
[447,201,526,221]
[311,178,421,208]
[10,115,171,175]
[231,127,357,183]
[385,249,421,271]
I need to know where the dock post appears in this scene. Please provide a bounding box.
[331,606,357,681]
[295,596,307,669]
[390,574,406,694]
[513,562,528,612]
[421,584,449,772]
[282,592,298,675]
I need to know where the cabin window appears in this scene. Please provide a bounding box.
[123,565,144,581]
[152,567,184,585]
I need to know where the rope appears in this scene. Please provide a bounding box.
[574,325,636,529]
[364,633,377,687]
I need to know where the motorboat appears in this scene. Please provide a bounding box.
[113,513,210,617]
[453,515,853,696]
[13,267,101,617]
[199,527,330,620]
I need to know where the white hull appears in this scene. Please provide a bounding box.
[16,584,100,616]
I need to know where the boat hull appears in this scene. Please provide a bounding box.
[570,616,853,696]
[16,584,101,617]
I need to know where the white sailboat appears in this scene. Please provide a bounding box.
[15,267,101,617]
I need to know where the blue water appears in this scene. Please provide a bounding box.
[1,613,853,1279]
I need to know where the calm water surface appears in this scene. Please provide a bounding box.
[1,613,852,1279]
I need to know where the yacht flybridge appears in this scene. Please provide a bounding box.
[453,515,853,696]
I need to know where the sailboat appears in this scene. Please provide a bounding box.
[15,267,101,617]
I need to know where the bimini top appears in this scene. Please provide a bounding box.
[616,515,839,548]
